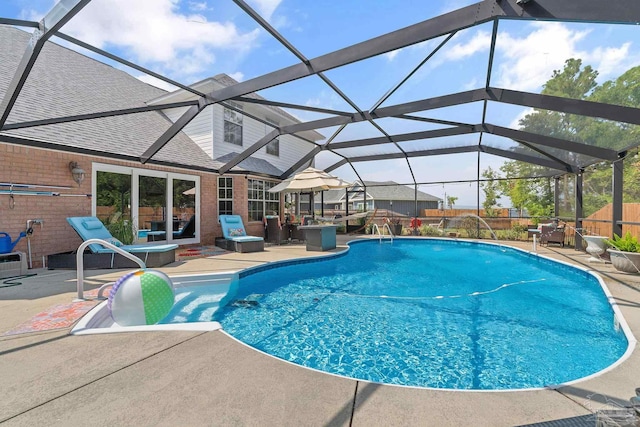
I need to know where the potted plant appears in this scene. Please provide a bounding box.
[606,232,640,273]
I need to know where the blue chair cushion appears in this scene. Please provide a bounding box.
[67,217,178,254]
[82,219,104,230]
[230,236,264,243]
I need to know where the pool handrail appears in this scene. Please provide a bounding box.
[371,223,394,243]
[75,238,146,301]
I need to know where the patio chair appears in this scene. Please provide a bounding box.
[265,215,291,244]
[540,225,565,247]
[49,216,178,269]
[216,215,264,253]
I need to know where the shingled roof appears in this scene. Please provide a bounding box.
[0,26,220,171]
[323,180,440,203]
[215,152,283,177]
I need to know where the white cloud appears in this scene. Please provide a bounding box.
[494,22,640,92]
[588,43,634,79]
[188,2,209,12]
[462,77,479,91]
[21,7,46,21]
[136,74,178,92]
[60,0,259,80]
[384,49,401,61]
[247,0,282,21]
[228,71,245,82]
[509,107,534,129]
[442,30,491,61]
[495,22,590,92]
[305,90,349,111]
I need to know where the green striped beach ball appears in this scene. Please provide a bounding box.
[108,269,174,326]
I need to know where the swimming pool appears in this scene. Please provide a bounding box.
[208,239,633,390]
[74,238,634,390]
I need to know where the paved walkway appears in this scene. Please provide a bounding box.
[1,237,639,426]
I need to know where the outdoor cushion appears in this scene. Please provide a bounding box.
[228,228,245,237]
[82,219,104,230]
[230,236,263,242]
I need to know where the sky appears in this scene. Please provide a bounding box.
[2,0,640,206]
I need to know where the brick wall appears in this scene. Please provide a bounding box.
[1,144,92,268]
[0,143,264,269]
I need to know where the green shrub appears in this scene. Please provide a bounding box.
[497,229,521,241]
[419,225,442,236]
[511,223,527,234]
[606,232,640,253]
[460,217,483,239]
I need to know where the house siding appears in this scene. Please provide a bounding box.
[202,104,315,174]
[164,106,214,158]
[372,200,438,216]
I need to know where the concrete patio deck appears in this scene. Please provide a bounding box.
[1,236,639,426]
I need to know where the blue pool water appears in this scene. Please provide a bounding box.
[170,239,629,390]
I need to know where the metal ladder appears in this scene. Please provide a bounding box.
[371,223,394,244]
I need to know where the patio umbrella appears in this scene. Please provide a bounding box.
[268,167,351,193]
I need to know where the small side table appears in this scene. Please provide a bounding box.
[297,225,337,251]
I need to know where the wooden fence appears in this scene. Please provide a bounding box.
[582,203,640,238]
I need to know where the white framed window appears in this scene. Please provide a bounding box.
[247,179,280,222]
[218,176,233,215]
[224,104,243,146]
[92,163,200,245]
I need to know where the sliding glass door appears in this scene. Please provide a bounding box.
[93,164,200,245]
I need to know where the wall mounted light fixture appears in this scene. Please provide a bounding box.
[69,161,85,186]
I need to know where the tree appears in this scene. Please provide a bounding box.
[96,171,131,216]
[494,59,640,219]
[587,66,640,204]
[446,195,458,210]
[499,59,600,217]
[498,161,553,219]
[481,166,501,217]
